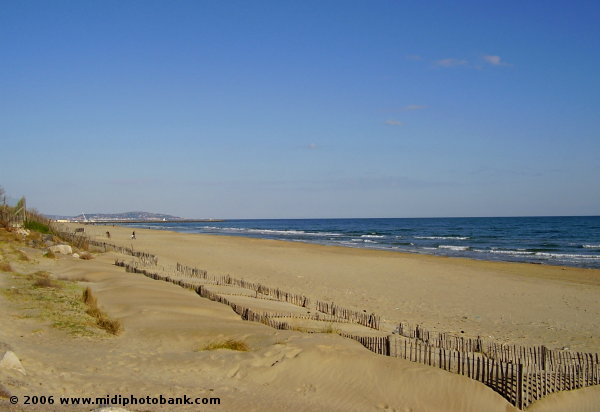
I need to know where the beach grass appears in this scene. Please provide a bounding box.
[82,287,122,335]
[196,339,249,352]
[1,271,104,337]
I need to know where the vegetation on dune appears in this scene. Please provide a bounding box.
[82,287,122,335]
[79,251,93,260]
[43,250,56,259]
[24,220,51,234]
[196,339,249,352]
[290,322,341,334]
[0,383,11,399]
[1,270,105,337]
[0,198,119,337]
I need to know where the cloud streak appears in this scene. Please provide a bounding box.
[482,55,511,66]
[435,58,468,67]
[403,104,427,111]
[385,120,403,126]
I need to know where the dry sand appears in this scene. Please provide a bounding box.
[1,224,599,411]
[81,223,600,352]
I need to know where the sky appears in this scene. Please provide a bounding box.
[1,0,599,218]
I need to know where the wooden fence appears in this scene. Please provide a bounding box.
[397,322,483,352]
[338,333,600,409]
[175,262,310,308]
[316,300,381,330]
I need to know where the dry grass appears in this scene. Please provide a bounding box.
[1,271,102,337]
[0,227,114,337]
[43,250,56,259]
[0,229,20,242]
[0,383,11,399]
[82,287,122,335]
[79,251,93,260]
[197,339,249,352]
[291,322,341,334]
[32,272,59,288]
[27,231,42,241]
[322,323,341,334]
[82,286,96,306]
[16,249,30,261]
[291,326,310,333]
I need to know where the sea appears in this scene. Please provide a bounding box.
[121,216,600,269]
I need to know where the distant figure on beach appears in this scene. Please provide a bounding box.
[106,231,111,239]
[131,231,136,240]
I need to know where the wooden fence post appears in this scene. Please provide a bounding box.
[517,362,524,409]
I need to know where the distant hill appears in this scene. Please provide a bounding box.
[51,211,184,222]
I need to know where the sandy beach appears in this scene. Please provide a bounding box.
[79,223,600,353]
[1,224,599,411]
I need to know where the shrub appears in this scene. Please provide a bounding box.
[24,220,50,234]
[0,262,12,272]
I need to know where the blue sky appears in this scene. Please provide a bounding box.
[1,1,599,218]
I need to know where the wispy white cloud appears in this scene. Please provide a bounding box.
[403,104,427,111]
[482,55,511,66]
[435,58,468,67]
[385,120,403,126]
[305,143,319,150]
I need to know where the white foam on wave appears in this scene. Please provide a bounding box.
[534,252,600,260]
[479,249,534,256]
[199,226,342,237]
[361,234,385,238]
[583,244,600,249]
[351,238,378,243]
[415,236,470,240]
[438,245,470,251]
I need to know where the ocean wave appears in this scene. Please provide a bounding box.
[415,236,470,240]
[474,249,534,256]
[351,238,378,243]
[198,226,342,237]
[361,234,385,238]
[534,252,600,259]
[438,245,470,251]
[582,244,600,249]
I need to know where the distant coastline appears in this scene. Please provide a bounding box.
[85,219,226,224]
[48,210,224,224]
